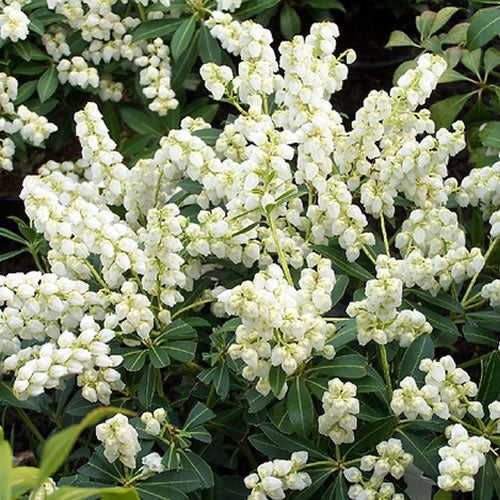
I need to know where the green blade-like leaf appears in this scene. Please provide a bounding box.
[46,486,139,500]
[163,341,196,362]
[171,15,197,61]
[191,128,222,146]
[406,288,464,314]
[308,354,367,379]
[131,18,184,42]
[120,108,164,137]
[331,275,349,307]
[14,80,38,105]
[136,469,200,495]
[327,319,357,350]
[149,345,171,368]
[199,24,221,64]
[430,7,461,36]
[313,245,374,280]
[430,92,476,130]
[0,248,28,263]
[171,30,200,90]
[398,334,435,382]
[467,7,500,50]
[37,66,59,103]
[269,365,287,397]
[396,428,438,480]
[122,349,148,372]
[287,377,314,437]
[183,402,215,431]
[478,351,500,406]
[102,101,121,145]
[178,450,214,489]
[234,0,281,20]
[279,4,301,40]
[385,30,419,48]
[0,440,12,500]
[138,364,155,408]
[344,417,395,458]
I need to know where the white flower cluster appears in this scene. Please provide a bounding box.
[244,452,311,500]
[437,424,490,492]
[96,413,141,469]
[318,378,359,445]
[0,73,57,156]
[347,271,432,346]
[217,0,242,12]
[344,438,412,500]
[29,478,57,500]
[57,56,100,89]
[482,279,500,307]
[220,255,336,396]
[42,28,71,61]
[139,452,166,478]
[488,401,500,432]
[391,356,482,420]
[141,407,167,436]
[200,63,233,101]
[0,1,29,42]
[135,38,178,115]
[99,76,124,102]
[3,315,124,404]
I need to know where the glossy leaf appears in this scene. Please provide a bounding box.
[171,15,197,61]
[269,365,287,397]
[199,24,221,64]
[131,18,184,42]
[398,334,435,381]
[430,92,476,130]
[287,377,314,437]
[467,7,500,49]
[138,364,155,408]
[37,66,58,103]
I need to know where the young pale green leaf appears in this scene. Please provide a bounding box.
[287,377,314,437]
[199,24,222,64]
[10,467,38,498]
[313,245,374,280]
[430,92,476,130]
[385,30,419,48]
[430,6,461,35]
[438,68,471,83]
[138,364,156,408]
[178,450,214,489]
[398,334,435,381]
[131,18,184,42]
[183,402,215,431]
[37,66,58,103]
[467,7,500,50]
[269,365,287,397]
[0,440,12,500]
[442,22,468,45]
[280,4,301,40]
[38,408,133,488]
[171,15,197,61]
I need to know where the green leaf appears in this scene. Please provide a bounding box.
[178,450,214,489]
[14,61,47,76]
[162,445,179,470]
[10,467,38,498]
[37,66,59,103]
[171,30,199,90]
[0,248,28,262]
[321,473,348,500]
[12,40,33,61]
[327,319,357,350]
[183,402,215,431]
[212,364,230,399]
[260,423,331,460]
[269,365,287,397]
[171,15,197,61]
[0,440,12,500]
[131,18,184,42]
[478,351,500,406]
[442,22,468,45]
[313,245,374,280]
[191,104,219,123]
[156,319,197,343]
[28,17,44,36]
[484,47,500,76]
[136,469,200,496]
[246,388,273,413]
[0,226,27,245]
[280,4,301,40]
[385,30,419,48]
[192,128,222,146]
[467,7,500,49]
[398,334,435,381]
[461,48,482,78]
[344,417,394,458]
[25,97,58,115]
[199,24,221,64]
[149,345,171,368]
[287,377,314,437]
[331,275,349,307]
[396,428,438,480]
[45,486,139,500]
[407,288,464,313]
[306,0,345,9]
[138,364,155,408]
[416,10,437,39]
[430,92,476,130]
[122,349,148,372]
[473,454,494,500]
[38,408,132,488]
[14,80,38,105]
[189,426,211,443]
[308,354,367,379]
[163,341,196,362]
[120,108,164,137]
[120,135,152,157]
[248,433,290,458]
[430,7,461,35]
[234,0,281,20]
[102,102,121,145]
[268,400,294,434]
[479,121,500,149]
[407,301,459,337]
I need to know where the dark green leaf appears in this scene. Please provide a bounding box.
[287,377,314,437]
[24,97,58,115]
[306,0,345,9]
[137,469,199,496]
[178,450,213,489]
[308,354,367,379]
[430,92,476,130]
[149,345,171,368]
[163,341,196,362]
[407,289,464,313]
[162,445,179,470]
[327,319,357,350]
[192,128,222,146]
[313,245,374,280]
[246,388,273,413]
[321,472,348,500]
[138,364,155,408]
[120,135,152,157]
[131,18,184,42]
[183,402,215,431]
[212,363,229,399]
[248,433,290,458]
[478,351,500,406]
[280,4,301,39]
[467,7,500,49]
[122,349,148,372]
[398,334,434,381]
[200,24,221,64]
[120,108,164,137]
[28,17,44,36]
[407,301,459,337]
[171,15,197,61]
[14,80,38,105]
[396,428,438,480]
[12,41,33,61]
[269,365,287,397]
[14,61,46,76]
[156,319,197,343]
[172,30,199,90]
[102,101,121,145]
[0,227,27,245]
[234,0,281,20]
[473,454,494,500]
[344,417,395,458]
[463,319,498,347]
[331,275,349,307]
[479,121,500,149]
[0,248,27,263]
